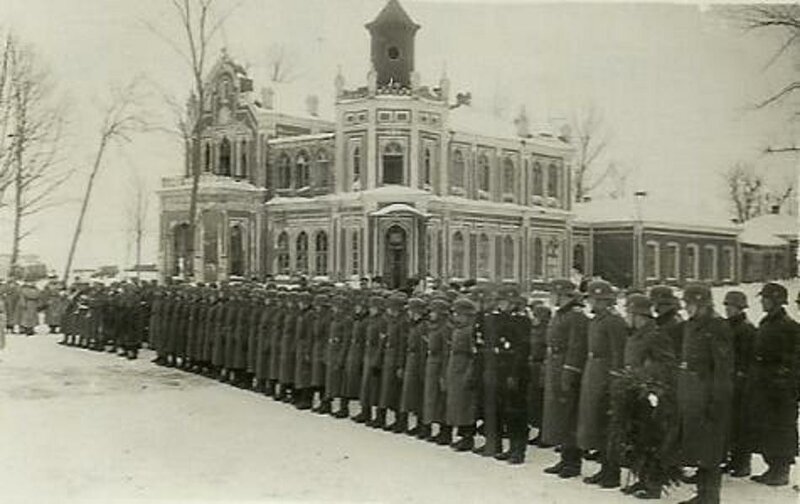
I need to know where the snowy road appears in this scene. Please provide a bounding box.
[0,333,797,504]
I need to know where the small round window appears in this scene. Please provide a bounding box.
[387,46,400,60]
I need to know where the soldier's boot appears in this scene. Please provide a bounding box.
[451,426,475,452]
[621,481,646,495]
[381,409,398,431]
[389,412,408,433]
[253,379,265,393]
[416,423,432,440]
[264,380,276,397]
[352,404,370,424]
[368,408,386,429]
[295,389,312,410]
[320,398,334,415]
[333,400,350,419]
[728,452,751,478]
[632,480,662,500]
[127,349,138,360]
[558,447,583,479]
[761,463,790,487]
[506,429,528,465]
[435,425,453,446]
[474,438,503,457]
[598,463,621,488]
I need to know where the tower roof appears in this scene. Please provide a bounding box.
[366,0,420,32]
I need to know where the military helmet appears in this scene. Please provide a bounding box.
[407,297,427,312]
[723,290,748,309]
[683,282,713,307]
[430,298,451,314]
[452,297,478,315]
[649,285,679,307]
[430,291,450,302]
[626,293,653,316]
[368,294,385,308]
[586,280,616,300]
[388,292,408,309]
[531,305,552,322]
[495,283,520,301]
[314,293,330,306]
[550,278,578,297]
[758,282,788,305]
[297,291,313,304]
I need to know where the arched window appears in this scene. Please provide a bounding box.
[219,137,231,176]
[532,162,544,197]
[573,244,586,274]
[477,234,490,279]
[702,245,717,281]
[532,237,543,277]
[503,235,515,279]
[452,231,465,278]
[277,232,290,274]
[229,225,245,277]
[315,231,328,276]
[664,242,680,280]
[316,149,330,189]
[352,146,361,183]
[451,149,465,189]
[721,246,735,281]
[503,158,515,196]
[645,241,660,280]
[478,154,490,193]
[685,244,699,280]
[382,142,404,185]
[296,232,309,273]
[172,223,190,277]
[278,153,291,189]
[204,143,211,172]
[423,147,432,186]
[546,238,561,279]
[296,152,309,189]
[238,140,248,179]
[547,163,559,198]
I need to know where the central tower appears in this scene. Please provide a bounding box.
[366,0,420,87]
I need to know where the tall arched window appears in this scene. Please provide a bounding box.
[296,152,309,189]
[503,158,515,198]
[477,234,490,279]
[532,162,544,197]
[316,149,330,189]
[296,232,309,273]
[278,153,291,189]
[532,237,543,277]
[383,142,404,185]
[238,140,248,179]
[547,163,559,199]
[315,231,328,276]
[277,232,290,274]
[204,143,211,172]
[229,225,245,277]
[503,235,515,279]
[219,137,232,176]
[451,149,465,189]
[685,244,699,280]
[478,154,490,193]
[452,231,465,278]
[352,146,361,183]
[423,147,432,186]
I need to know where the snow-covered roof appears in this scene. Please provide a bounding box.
[248,80,334,123]
[268,133,335,146]
[448,105,568,148]
[738,226,789,247]
[742,213,799,241]
[574,196,739,233]
[371,203,430,218]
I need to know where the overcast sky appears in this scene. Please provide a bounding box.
[0,0,796,273]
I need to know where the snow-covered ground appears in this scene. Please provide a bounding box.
[0,329,798,504]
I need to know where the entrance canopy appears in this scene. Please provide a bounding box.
[370,203,430,218]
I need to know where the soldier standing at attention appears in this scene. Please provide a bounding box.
[473,284,502,458]
[423,296,453,445]
[446,297,479,452]
[490,284,532,465]
[278,292,299,402]
[344,293,368,419]
[380,292,409,433]
[293,291,315,410]
[362,294,387,428]
[650,285,684,357]
[721,290,756,478]
[578,280,627,487]
[527,304,551,446]
[749,282,800,487]
[542,279,589,479]
[312,293,333,414]
[267,292,286,398]
[254,290,275,394]
[399,297,427,437]
[676,283,733,504]
[326,294,353,418]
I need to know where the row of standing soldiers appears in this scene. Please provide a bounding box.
[62,279,800,504]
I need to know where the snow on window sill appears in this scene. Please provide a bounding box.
[450,186,465,196]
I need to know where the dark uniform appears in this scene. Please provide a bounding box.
[326,295,352,417]
[293,292,315,409]
[344,296,367,412]
[399,297,427,436]
[360,294,386,427]
[313,294,333,414]
[379,292,408,432]
[527,305,550,440]
[422,297,452,444]
[445,297,479,452]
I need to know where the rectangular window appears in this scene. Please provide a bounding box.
[645,242,659,280]
[686,245,698,280]
[721,246,735,281]
[702,245,717,281]
[663,243,679,280]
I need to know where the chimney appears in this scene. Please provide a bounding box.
[514,106,530,138]
[260,87,274,110]
[305,94,319,117]
[770,204,781,215]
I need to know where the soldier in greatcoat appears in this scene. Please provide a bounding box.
[267,292,287,398]
[44,283,68,334]
[2,281,20,333]
[210,290,228,379]
[542,279,589,479]
[748,282,800,487]
[488,284,532,464]
[278,292,299,402]
[399,297,427,437]
[675,283,733,504]
[422,296,452,445]
[472,283,502,457]
[326,294,353,418]
[360,294,386,427]
[246,291,263,384]
[344,293,368,418]
[149,289,164,362]
[527,304,551,446]
[577,280,627,486]
[18,282,40,336]
[379,292,409,433]
[721,290,756,478]
[293,291,315,409]
[445,297,478,452]
[650,285,684,357]
[312,293,333,414]
[254,291,275,393]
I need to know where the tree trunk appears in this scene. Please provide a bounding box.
[10,136,22,277]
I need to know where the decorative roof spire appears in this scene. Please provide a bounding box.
[365,0,420,32]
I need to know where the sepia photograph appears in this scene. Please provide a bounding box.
[0,0,798,503]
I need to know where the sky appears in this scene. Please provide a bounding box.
[0,0,797,274]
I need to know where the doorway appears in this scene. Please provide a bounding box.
[384,225,408,290]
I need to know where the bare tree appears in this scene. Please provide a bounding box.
[2,35,69,274]
[62,79,149,283]
[125,168,150,277]
[723,161,795,222]
[570,105,611,202]
[266,43,299,83]
[144,0,240,280]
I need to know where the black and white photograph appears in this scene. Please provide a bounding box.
[0,0,798,503]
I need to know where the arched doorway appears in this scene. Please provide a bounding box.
[384,225,408,290]
[229,225,245,277]
[172,223,190,277]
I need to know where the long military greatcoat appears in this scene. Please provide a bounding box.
[211,301,228,367]
[726,313,756,454]
[279,307,298,385]
[268,307,285,381]
[325,313,353,398]
[400,317,427,414]
[541,304,589,447]
[379,313,407,410]
[676,311,733,468]
[312,308,332,388]
[294,308,315,389]
[360,313,385,408]
[422,318,451,425]
[445,317,477,427]
[44,290,67,327]
[19,285,40,329]
[247,302,262,374]
[527,320,548,427]
[255,305,274,381]
[344,313,367,399]
[748,308,800,461]
[577,308,628,451]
